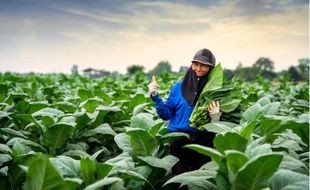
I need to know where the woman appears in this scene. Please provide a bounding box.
[149,48,221,174]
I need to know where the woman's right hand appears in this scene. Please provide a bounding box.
[149,76,159,96]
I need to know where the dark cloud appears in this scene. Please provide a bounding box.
[229,0,308,16]
[0,0,307,60]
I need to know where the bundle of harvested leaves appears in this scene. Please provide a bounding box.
[189,64,242,129]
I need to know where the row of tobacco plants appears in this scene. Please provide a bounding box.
[0,69,308,190]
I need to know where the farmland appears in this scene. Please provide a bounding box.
[0,70,308,190]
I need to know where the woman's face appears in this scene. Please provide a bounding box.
[191,62,210,77]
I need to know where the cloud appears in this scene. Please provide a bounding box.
[0,0,308,73]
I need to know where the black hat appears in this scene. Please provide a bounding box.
[191,48,216,67]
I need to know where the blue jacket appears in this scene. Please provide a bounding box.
[151,81,202,133]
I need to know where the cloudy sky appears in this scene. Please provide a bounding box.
[0,0,308,74]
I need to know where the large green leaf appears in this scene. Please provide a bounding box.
[44,123,74,154]
[130,113,156,131]
[262,115,309,145]
[0,128,27,139]
[127,128,158,156]
[240,121,257,140]
[96,163,113,179]
[0,111,10,121]
[93,89,112,105]
[184,144,224,165]
[269,169,309,190]
[224,150,248,174]
[64,178,83,190]
[138,155,178,171]
[0,154,12,167]
[149,121,165,137]
[80,157,96,185]
[202,122,238,134]
[50,156,80,178]
[261,102,280,115]
[163,170,217,190]
[79,98,103,113]
[201,64,223,94]
[105,153,134,171]
[55,101,76,113]
[114,133,132,153]
[84,177,123,190]
[32,108,64,119]
[133,103,150,116]
[12,141,32,157]
[80,157,113,186]
[257,97,271,106]
[4,93,28,104]
[278,155,308,175]
[214,132,248,154]
[128,93,147,110]
[77,89,93,101]
[0,144,12,154]
[12,113,41,129]
[80,123,116,138]
[62,150,90,159]
[23,154,70,190]
[74,112,92,130]
[28,101,50,114]
[91,105,122,127]
[15,99,30,113]
[272,132,303,153]
[245,138,272,159]
[159,132,189,144]
[241,103,262,124]
[116,169,153,189]
[216,159,231,190]
[7,137,47,153]
[220,98,241,113]
[234,153,283,190]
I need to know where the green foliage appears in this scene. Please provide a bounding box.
[253,57,274,71]
[0,71,308,190]
[297,58,309,81]
[148,60,172,76]
[23,153,70,190]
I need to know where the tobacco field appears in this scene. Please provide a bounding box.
[0,67,309,190]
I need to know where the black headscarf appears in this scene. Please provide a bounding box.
[181,68,210,106]
[182,48,216,106]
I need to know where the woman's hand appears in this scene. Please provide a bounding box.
[207,100,222,122]
[149,76,159,96]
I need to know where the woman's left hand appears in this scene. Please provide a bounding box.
[207,100,222,122]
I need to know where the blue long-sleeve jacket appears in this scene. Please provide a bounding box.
[151,81,202,133]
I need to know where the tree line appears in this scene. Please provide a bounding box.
[126,57,309,82]
[71,57,309,82]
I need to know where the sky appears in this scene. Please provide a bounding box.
[0,0,309,74]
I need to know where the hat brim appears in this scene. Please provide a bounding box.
[191,60,214,67]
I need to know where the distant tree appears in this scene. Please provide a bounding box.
[254,58,278,79]
[234,67,261,81]
[127,65,144,75]
[236,62,243,70]
[223,69,234,80]
[111,71,120,76]
[179,66,189,73]
[297,58,309,81]
[253,57,274,71]
[288,66,302,81]
[148,60,172,76]
[71,64,79,75]
[262,70,277,80]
